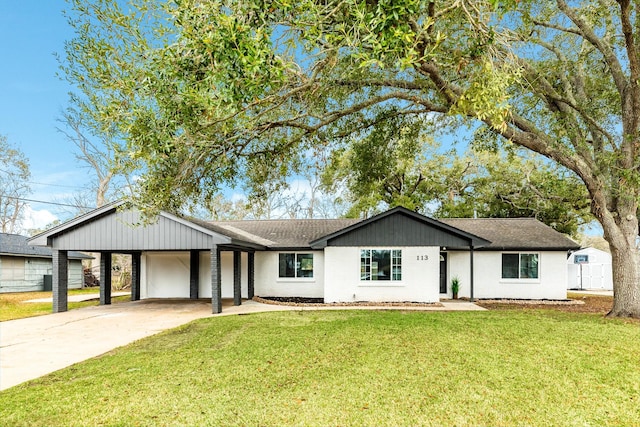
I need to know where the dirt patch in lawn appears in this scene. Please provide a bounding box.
[477,293,613,315]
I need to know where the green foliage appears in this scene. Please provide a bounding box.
[450,276,461,294]
[62,0,640,314]
[324,123,590,234]
[322,111,447,217]
[434,149,591,236]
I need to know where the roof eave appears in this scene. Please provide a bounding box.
[478,246,580,252]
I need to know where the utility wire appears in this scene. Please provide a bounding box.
[1,195,95,210]
[27,181,88,190]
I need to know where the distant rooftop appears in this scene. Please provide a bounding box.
[0,233,92,259]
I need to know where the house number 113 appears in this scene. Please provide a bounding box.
[416,255,429,261]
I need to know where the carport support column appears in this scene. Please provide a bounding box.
[100,252,112,305]
[131,252,141,301]
[211,246,222,314]
[233,250,242,306]
[52,249,68,313]
[247,252,255,299]
[469,245,475,302]
[190,250,200,299]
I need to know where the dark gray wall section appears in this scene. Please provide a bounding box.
[50,210,228,251]
[52,250,68,313]
[327,214,472,247]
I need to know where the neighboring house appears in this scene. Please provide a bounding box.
[567,247,613,290]
[0,233,91,293]
[28,202,579,313]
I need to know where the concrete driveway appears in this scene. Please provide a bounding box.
[0,299,214,390]
[1,298,484,391]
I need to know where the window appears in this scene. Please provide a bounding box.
[361,249,402,281]
[502,253,539,279]
[278,253,313,278]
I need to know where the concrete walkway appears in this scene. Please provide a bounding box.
[24,291,130,303]
[0,299,484,391]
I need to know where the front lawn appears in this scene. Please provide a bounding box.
[0,289,130,321]
[1,309,638,426]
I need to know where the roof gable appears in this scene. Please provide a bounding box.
[27,203,245,251]
[310,207,491,249]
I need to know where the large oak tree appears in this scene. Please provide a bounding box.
[63,0,640,317]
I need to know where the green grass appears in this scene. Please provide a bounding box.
[0,289,130,321]
[1,309,639,426]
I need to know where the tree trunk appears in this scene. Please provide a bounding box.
[600,211,640,318]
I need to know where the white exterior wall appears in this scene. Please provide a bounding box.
[324,246,440,303]
[141,251,249,299]
[448,250,568,300]
[253,251,325,298]
[141,252,190,298]
[198,251,248,298]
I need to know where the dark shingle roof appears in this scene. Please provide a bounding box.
[201,216,577,251]
[0,233,92,259]
[212,219,362,249]
[440,218,579,250]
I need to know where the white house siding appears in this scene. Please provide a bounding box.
[142,251,249,299]
[448,251,568,300]
[323,246,440,303]
[141,252,190,298]
[0,257,83,292]
[198,251,248,298]
[253,251,325,298]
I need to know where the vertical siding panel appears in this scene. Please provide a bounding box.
[38,209,227,253]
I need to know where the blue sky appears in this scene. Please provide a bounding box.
[0,1,88,229]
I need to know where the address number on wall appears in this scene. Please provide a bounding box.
[416,255,429,261]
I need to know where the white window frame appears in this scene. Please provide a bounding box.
[360,249,402,283]
[501,252,540,281]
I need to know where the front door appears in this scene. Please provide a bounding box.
[439,252,447,293]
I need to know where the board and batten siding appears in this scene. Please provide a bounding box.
[326,214,473,248]
[50,210,225,251]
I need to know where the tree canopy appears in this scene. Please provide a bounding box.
[62,0,640,317]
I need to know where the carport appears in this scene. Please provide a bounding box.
[28,201,265,314]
